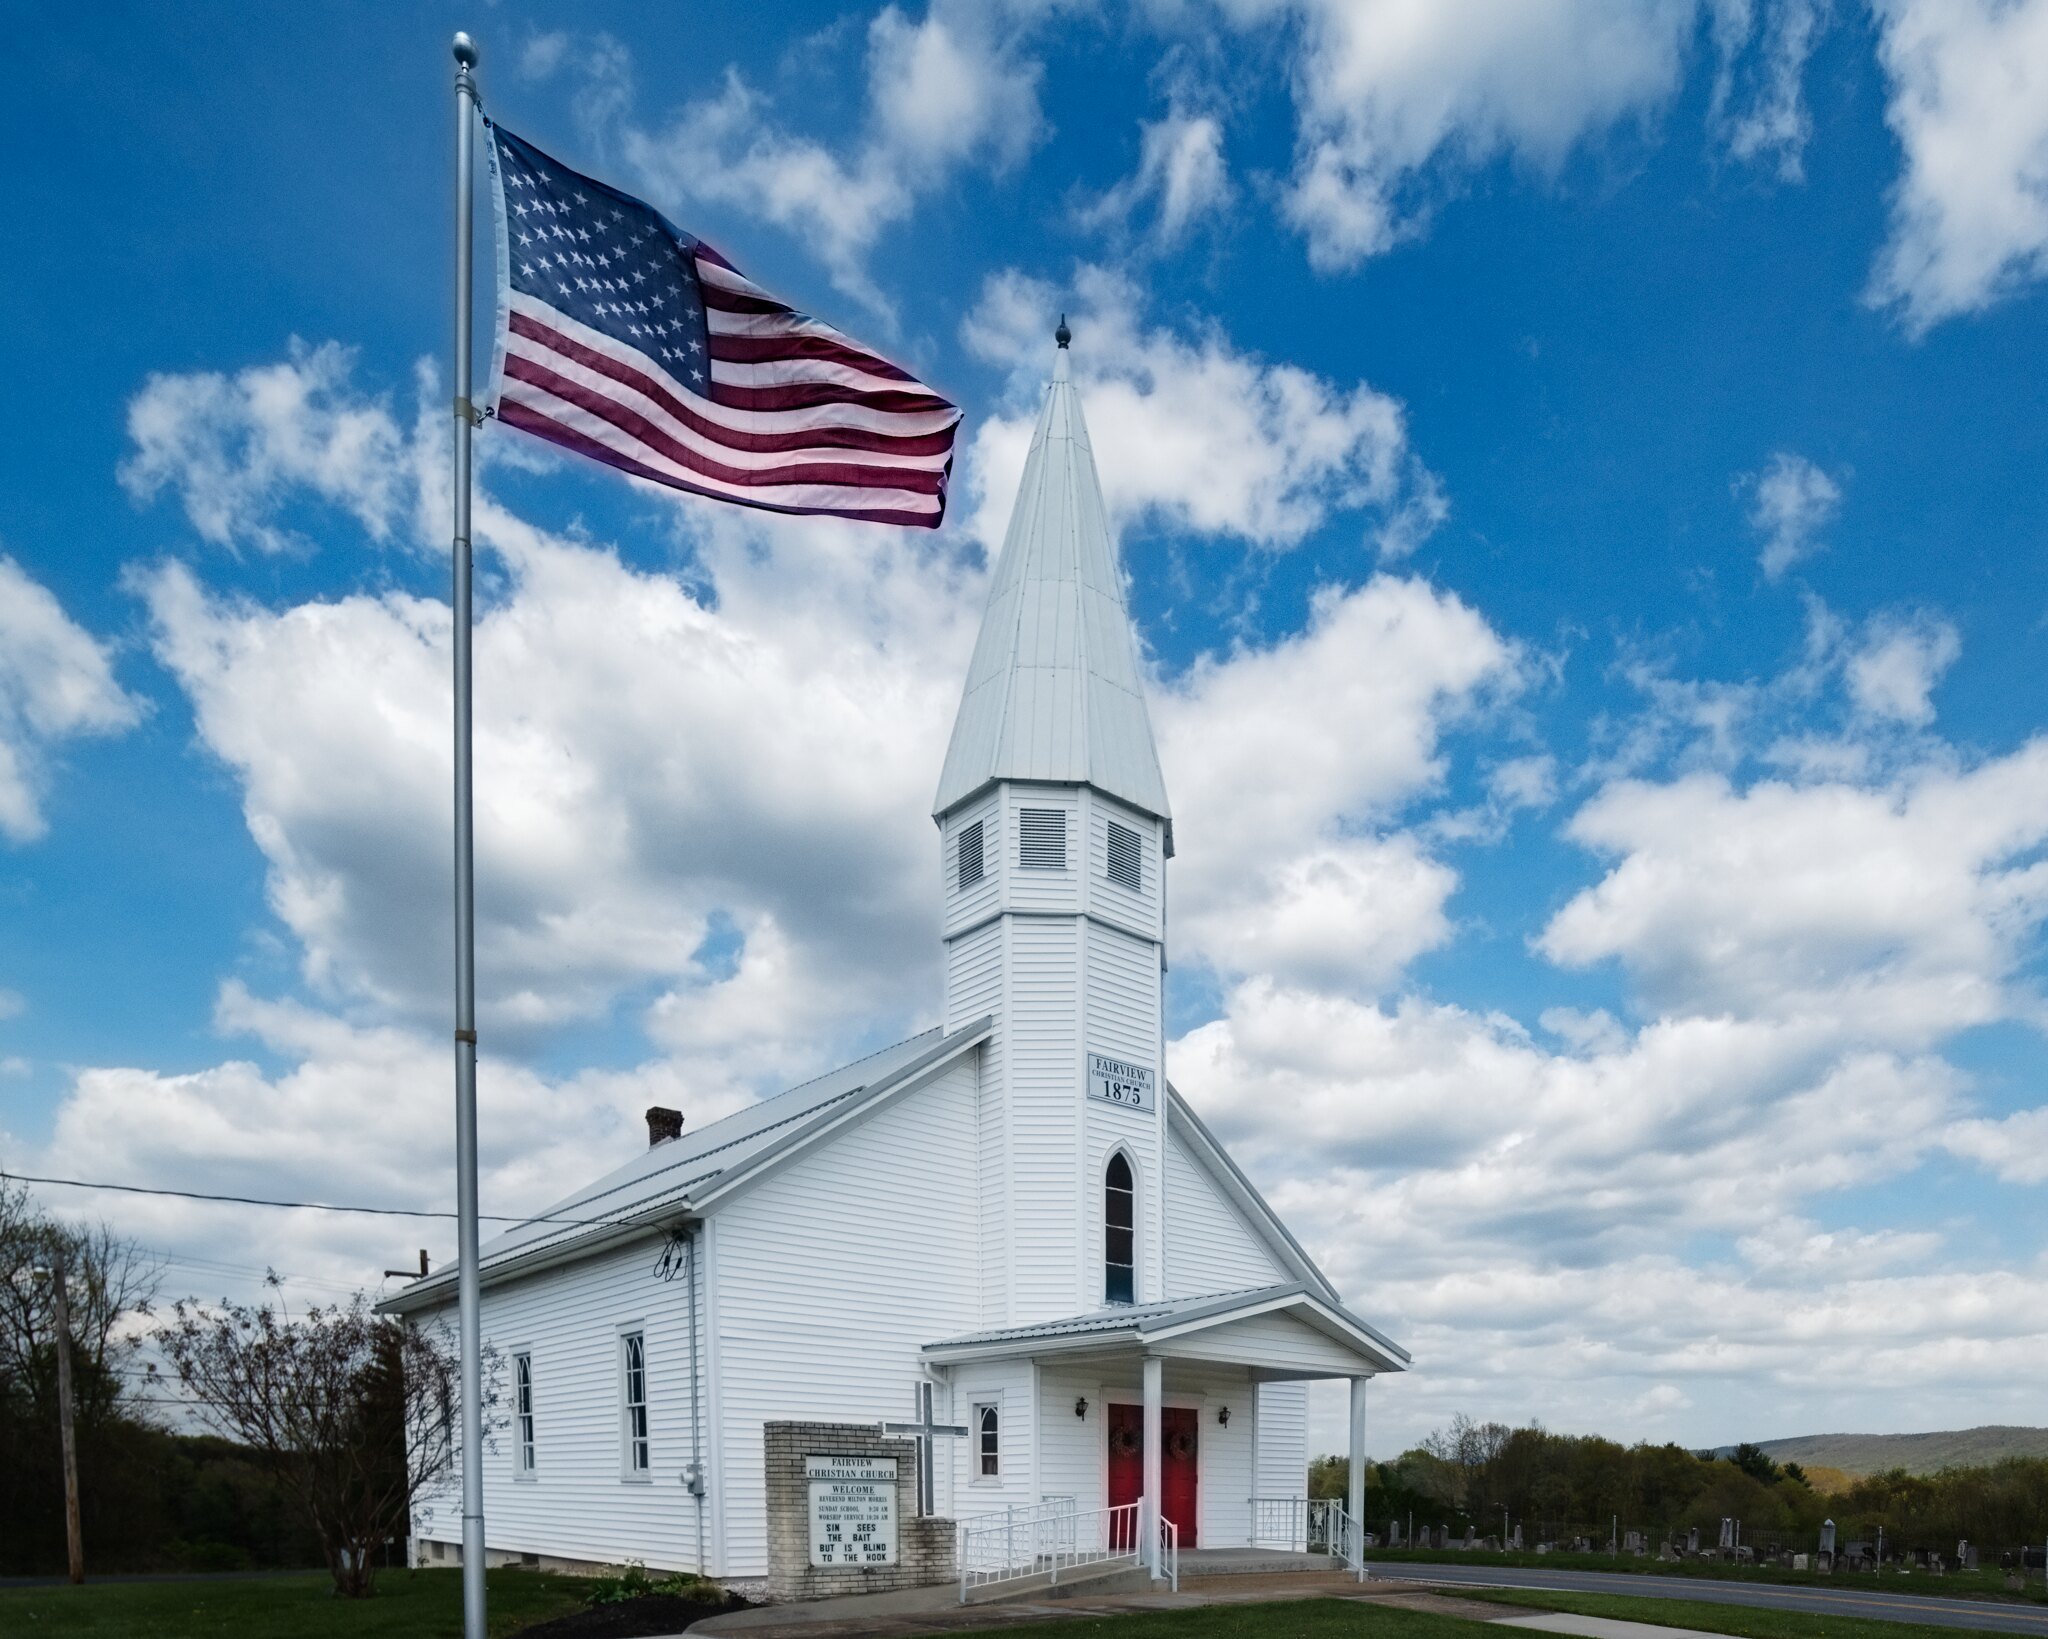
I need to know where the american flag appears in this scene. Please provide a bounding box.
[484,122,960,528]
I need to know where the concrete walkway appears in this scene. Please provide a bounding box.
[1494,1614,1747,1639]
[686,1574,1512,1639]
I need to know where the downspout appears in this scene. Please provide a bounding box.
[688,1222,706,1573]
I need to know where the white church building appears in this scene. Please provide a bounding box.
[384,335,1408,1581]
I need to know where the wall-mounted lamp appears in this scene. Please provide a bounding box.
[1075,1397,1089,1419]
[1218,1406,1231,1427]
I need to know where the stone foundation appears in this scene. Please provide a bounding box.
[765,1421,956,1602]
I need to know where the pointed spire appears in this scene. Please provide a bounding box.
[935,333,1173,843]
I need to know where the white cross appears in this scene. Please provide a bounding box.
[880,1381,968,1516]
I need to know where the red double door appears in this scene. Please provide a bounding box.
[1106,1403,1199,1548]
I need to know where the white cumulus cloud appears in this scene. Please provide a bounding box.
[623,4,1043,317]
[1868,0,2048,332]
[1743,450,1842,580]
[0,556,142,842]
[962,265,1428,550]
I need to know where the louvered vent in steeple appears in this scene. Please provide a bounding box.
[957,819,984,888]
[1106,821,1142,891]
[1018,808,1067,870]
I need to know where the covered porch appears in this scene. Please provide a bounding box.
[924,1283,1408,1597]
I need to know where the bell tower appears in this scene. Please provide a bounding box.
[933,324,1174,1329]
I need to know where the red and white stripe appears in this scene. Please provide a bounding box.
[495,246,960,528]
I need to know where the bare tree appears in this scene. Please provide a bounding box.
[159,1284,497,1597]
[0,1180,162,1430]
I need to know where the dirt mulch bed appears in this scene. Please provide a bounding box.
[515,1590,752,1638]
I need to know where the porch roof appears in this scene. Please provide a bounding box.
[922,1282,1409,1375]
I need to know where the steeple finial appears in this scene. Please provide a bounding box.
[1055,313,1071,349]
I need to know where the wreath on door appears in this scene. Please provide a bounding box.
[1111,1426,1141,1457]
[1166,1428,1197,1461]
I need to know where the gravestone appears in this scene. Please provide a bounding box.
[1719,1517,1737,1550]
[1510,1524,1524,1550]
[1792,1553,1809,1571]
[1389,1520,1402,1546]
[763,1422,955,1603]
[1819,1519,1836,1557]
[1959,1541,1979,1571]
[1687,1527,1701,1553]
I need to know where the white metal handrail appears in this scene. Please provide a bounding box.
[1158,1514,1180,1592]
[1246,1497,1366,1580]
[958,1500,1140,1601]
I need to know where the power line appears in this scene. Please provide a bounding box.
[1,1170,640,1231]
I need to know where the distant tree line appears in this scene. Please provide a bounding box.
[1315,1414,2048,1555]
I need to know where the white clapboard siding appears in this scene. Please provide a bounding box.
[1254,1380,1311,1499]
[1085,798,1162,937]
[949,1357,1039,1517]
[943,791,1002,936]
[408,1230,710,1571]
[1008,915,1084,1321]
[711,1058,982,1576]
[1083,920,1156,1063]
[1159,1311,1365,1375]
[1006,786,1081,914]
[946,919,1008,1325]
[1162,1127,1289,1297]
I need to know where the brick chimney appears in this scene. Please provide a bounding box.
[645,1106,684,1147]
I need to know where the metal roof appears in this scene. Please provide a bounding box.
[934,344,1173,837]
[378,1019,990,1313]
[923,1282,1410,1369]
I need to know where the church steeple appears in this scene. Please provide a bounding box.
[935,331,1173,1328]
[934,334,1172,849]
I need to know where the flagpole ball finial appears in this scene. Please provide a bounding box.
[1055,314,1071,349]
[453,32,479,68]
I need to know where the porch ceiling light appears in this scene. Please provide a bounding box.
[1075,1397,1088,1418]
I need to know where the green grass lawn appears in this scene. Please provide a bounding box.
[0,1568,596,1638]
[1361,1551,2047,1609]
[1451,1585,2020,1639]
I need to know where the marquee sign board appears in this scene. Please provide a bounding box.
[806,1454,898,1568]
[1087,1053,1154,1112]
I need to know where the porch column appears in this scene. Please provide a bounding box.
[1347,1376,1368,1527]
[1142,1354,1163,1576]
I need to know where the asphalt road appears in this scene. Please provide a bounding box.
[1395,1562,2048,1635]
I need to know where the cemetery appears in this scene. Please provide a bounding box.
[1338,1418,2048,1606]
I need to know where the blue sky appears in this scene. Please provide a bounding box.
[6,0,2048,1451]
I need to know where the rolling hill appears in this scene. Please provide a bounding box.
[1751,1427,2048,1476]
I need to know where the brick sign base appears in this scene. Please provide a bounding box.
[764,1422,956,1602]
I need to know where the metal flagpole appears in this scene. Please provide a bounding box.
[450,30,487,1639]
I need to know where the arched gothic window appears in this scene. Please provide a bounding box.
[1105,1152,1136,1305]
[977,1404,1000,1476]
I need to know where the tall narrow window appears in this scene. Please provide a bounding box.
[1106,821,1142,891]
[514,1352,536,1474]
[957,819,984,888]
[621,1332,650,1475]
[1105,1153,1136,1305]
[977,1404,1000,1477]
[1019,808,1067,870]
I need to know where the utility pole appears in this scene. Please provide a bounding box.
[50,1255,84,1584]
